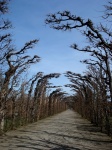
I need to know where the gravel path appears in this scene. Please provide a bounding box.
[0,110,112,150]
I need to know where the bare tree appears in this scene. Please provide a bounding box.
[32,73,60,121]
[45,1,112,135]
[0,0,41,132]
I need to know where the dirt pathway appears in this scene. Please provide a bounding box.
[0,110,112,150]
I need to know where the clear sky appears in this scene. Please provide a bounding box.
[7,0,107,94]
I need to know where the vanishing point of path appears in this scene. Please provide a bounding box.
[0,110,112,150]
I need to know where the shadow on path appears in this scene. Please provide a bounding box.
[0,110,112,150]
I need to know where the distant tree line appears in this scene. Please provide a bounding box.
[45,1,112,136]
[0,0,67,134]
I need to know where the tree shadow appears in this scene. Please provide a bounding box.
[1,135,81,150]
[77,123,101,132]
[2,128,111,150]
[0,110,112,149]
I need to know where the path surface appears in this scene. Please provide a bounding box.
[0,110,112,150]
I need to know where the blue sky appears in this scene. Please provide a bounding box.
[7,0,107,94]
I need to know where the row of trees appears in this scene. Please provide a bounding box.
[0,0,67,133]
[45,1,112,135]
[1,0,112,137]
[4,73,67,131]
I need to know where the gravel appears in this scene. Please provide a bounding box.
[0,109,112,150]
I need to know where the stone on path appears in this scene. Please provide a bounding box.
[0,110,112,150]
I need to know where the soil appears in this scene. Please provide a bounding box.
[0,110,112,150]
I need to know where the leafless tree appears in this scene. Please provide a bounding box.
[45,1,112,135]
[0,0,41,132]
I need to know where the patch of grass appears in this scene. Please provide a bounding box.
[4,116,27,132]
